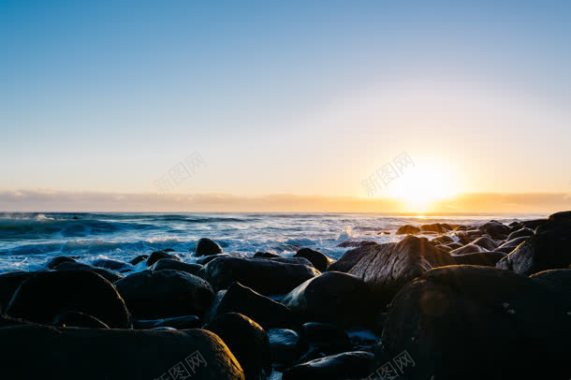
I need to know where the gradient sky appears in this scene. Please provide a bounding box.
[1,0,570,209]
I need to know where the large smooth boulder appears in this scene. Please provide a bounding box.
[53,310,110,329]
[420,223,453,233]
[382,265,569,379]
[299,322,351,354]
[151,259,203,276]
[0,271,32,312]
[282,271,375,328]
[54,262,123,282]
[46,256,76,269]
[5,270,131,328]
[495,236,528,254]
[530,269,571,308]
[328,242,382,272]
[452,251,505,266]
[282,351,376,380]
[195,238,223,256]
[207,282,294,329]
[206,312,270,380]
[92,259,134,273]
[295,248,333,272]
[450,243,486,256]
[396,225,421,235]
[115,269,214,319]
[202,257,319,295]
[479,220,511,239]
[348,236,454,304]
[497,212,571,275]
[268,328,306,366]
[146,250,180,267]
[0,325,244,380]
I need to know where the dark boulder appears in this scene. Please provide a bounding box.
[497,212,571,275]
[146,250,180,267]
[282,271,375,328]
[382,265,569,379]
[431,235,454,245]
[420,223,453,233]
[206,312,270,380]
[295,248,333,271]
[115,269,214,319]
[328,242,381,272]
[452,251,505,266]
[396,225,421,235]
[495,236,528,254]
[0,271,32,312]
[46,256,76,269]
[6,270,131,328]
[348,236,454,304]
[129,254,148,265]
[507,227,534,240]
[151,258,203,276]
[530,269,571,307]
[207,282,294,329]
[134,314,201,329]
[450,243,486,256]
[282,351,376,380]
[0,325,245,380]
[53,310,110,328]
[54,262,123,282]
[253,251,280,258]
[479,220,510,239]
[195,238,223,256]
[197,253,228,265]
[471,236,498,251]
[92,259,134,273]
[299,322,351,354]
[202,256,319,295]
[268,328,306,366]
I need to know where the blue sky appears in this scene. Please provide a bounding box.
[1,0,570,210]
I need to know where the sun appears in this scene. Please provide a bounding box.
[386,158,458,213]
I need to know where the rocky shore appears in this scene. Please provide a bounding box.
[1,212,570,379]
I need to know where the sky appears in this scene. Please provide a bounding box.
[1,0,570,212]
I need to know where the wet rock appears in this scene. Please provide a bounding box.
[53,310,110,328]
[115,269,214,319]
[54,262,123,282]
[6,270,131,328]
[207,282,294,329]
[202,256,319,295]
[479,220,511,239]
[328,242,381,272]
[420,223,453,233]
[299,322,351,354]
[282,351,376,380]
[382,265,569,379]
[146,250,180,267]
[197,253,228,265]
[530,269,571,306]
[283,271,375,328]
[431,235,454,245]
[195,238,223,256]
[268,328,305,366]
[206,312,270,380]
[348,236,454,304]
[92,259,134,273]
[471,236,498,251]
[450,243,486,256]
[520,218,547,230]
[46,256,76,269]
[134,314,201,329]
[0,325,245,380]
[151,259,203,276]
[495,236,528,254]
[0,271,32,313]
[129,254,148,265]
[452,251,505,266]
[497,212,571,275]
[253,251,280,258]
[507,227,534,240]
[295,248,333,272]
[396,225,421,235]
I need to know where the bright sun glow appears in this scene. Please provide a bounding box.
[386,158,458,212]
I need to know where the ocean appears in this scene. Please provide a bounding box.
[0,212,542,273]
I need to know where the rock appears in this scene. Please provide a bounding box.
[0,325,245,379]
[195,238,223,256]
[146,250,180,267]
[348,236,454,304]
[327,242,381,272]
[497,212,571,275]
[6,270,131,328]
[520,218,547,230]
[0,271,32,312]
[263,256,314,267]
[530,269,571,306]
[420,223,453,233]
[115,269,214,319]
[207,282,294,329]
[495,237,528,254]
[202,256,320,295]
[471,236,498,250]
[197,253,228,265]
[479,220,511,239]
[54,262,123,282]
[46,256,76,269]
[206,312,270,380]
[450,243,486,256]
[452,251,505,266]
[295,248,333,272]
[253,251,280,258]
[92,259,134,273]
[299,322,351,354]
[268,328,305,366]
[282,351,376,380]
[396,225,421,235]
[134,315,201,329]
[151,259,203,276]
[129,254,148,265]
[431,235,454,245]
[53,310,110,328]
[507,227,534,240]
[382,265,569,379]
[282,271,375,328]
